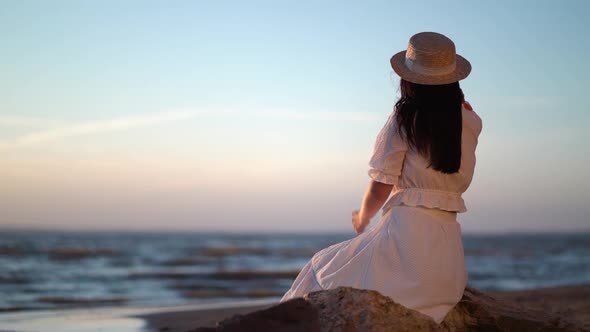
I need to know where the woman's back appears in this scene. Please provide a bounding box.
[370,103,482,214]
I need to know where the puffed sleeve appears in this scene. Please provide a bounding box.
[367,111,408,185]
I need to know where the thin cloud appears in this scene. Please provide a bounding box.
[0,107,381,150]
[0,116,69,128]
[0,110,205,150]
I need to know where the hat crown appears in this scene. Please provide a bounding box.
[406,32,457,70]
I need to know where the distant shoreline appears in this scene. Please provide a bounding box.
[1,226,589,236]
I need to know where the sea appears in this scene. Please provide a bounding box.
[1,230,589,312]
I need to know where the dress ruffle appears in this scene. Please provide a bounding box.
[382,188,467,213]
[368,168,399,186]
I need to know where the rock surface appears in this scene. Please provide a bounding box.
[193,287,588,332]
[191,298,320,332]
[442,287,585,331]
[304,287,440,332]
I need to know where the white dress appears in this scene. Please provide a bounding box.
[281,103,483,323]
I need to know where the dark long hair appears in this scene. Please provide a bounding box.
[394,79,463,174]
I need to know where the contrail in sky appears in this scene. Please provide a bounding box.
[0,108,380,150]
[0,110,204,150]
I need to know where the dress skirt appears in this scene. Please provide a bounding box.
[280,205,468,323]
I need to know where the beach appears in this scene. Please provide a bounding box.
[138,302,272,331]
[0,299,276,332]
[138,284,590,331]
[1,284,588,331]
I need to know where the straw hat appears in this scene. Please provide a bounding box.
[390,32,471,85]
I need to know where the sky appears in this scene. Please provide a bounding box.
[1,0,589,233]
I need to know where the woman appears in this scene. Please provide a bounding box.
[281,32,482,323]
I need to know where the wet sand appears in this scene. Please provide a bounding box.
[138,304,272,331]
[0,300,276,332]
[140,284,590,331]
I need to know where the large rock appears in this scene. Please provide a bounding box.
[442,287,584,331]
[304,287,441,331]
[194,287,587,332]
[191,298,320,332]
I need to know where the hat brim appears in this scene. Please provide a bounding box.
[390,50,471,85]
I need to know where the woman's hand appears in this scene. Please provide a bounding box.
[352,210,368,234]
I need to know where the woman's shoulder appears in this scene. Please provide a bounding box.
[462,101,483,136]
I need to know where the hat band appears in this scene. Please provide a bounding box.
[404,57,456,76]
